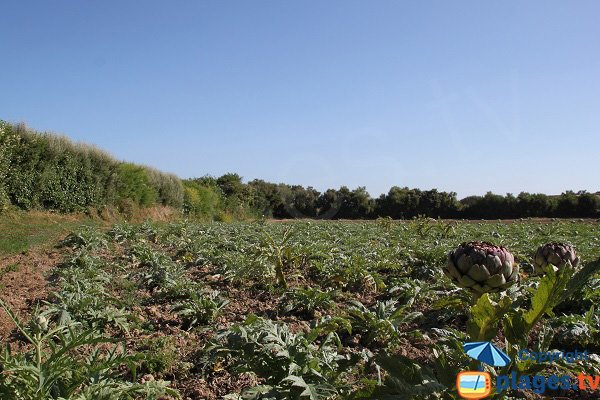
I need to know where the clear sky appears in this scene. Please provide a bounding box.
[2,1,599,198]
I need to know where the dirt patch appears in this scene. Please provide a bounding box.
[0,249,61,339]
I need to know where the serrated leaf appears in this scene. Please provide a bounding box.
[559,258,600,303]
[431,295,466,310]
[468,294,513,341]
[524,267,571,329]
[282,375,337,399]
[370,354,446,399]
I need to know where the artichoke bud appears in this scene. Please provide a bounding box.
[533,242,579,275]
[444,241,518,295]
[32,315,49,333]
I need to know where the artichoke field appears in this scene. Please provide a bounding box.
[1,218,599,399]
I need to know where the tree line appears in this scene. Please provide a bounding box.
[2,121,598,220]
[183,173,600,220]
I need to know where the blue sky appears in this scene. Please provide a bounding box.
[2,1,599,198]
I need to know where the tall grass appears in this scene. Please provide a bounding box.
[146,167,184,208]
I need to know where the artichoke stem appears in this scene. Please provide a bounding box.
[471,292,481,306]
[275,257,287,289]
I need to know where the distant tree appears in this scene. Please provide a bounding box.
[316,189,339,218]
[290,185,320,217]
[516,192,553,218]
[555,191,579,218]
[576,191,600,217]
[461,192,515,219]
[116,163,157,207]
[416,189,460,218]
[376,187,418,219]
[248,179,284,217]
[376,187,460,219]
[216,173,245,198]
[0,121,18,210]
[334,186,374,219]
[191,175,219,188]
[182,180,221,219]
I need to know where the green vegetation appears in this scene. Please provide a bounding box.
[2,120,599,220]
[0,121,182,214]
[2,219,599,398]
[0,121,18,211]
[116,163,159,207]
[0,299,176,400]
[182,179,222,220]
[0,211,96,256]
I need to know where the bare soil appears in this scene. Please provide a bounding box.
[0,249,60,339]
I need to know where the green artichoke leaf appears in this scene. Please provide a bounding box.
[559,257,600,304]
[503,313,528,353]
[431,295,466,311]
[467,294,513,342]
[370,354,447,399]
[523,265,572,331]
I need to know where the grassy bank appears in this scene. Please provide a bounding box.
[0,211,97,256]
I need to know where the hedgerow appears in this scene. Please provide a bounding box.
[1,121,184,213]
[0,121,18,211]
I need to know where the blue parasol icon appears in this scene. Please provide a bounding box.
[463,342,511,367]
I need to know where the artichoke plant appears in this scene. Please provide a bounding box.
[533,242,579,275]
[444,241,519,297]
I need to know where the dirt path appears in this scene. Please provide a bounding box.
[0,249,61,339]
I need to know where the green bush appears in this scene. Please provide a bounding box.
[4,124,119,212]
[0,121,18,211]
[116,163,158,207]
[182,180,221,220]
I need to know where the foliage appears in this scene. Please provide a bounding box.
[0,299,177,400]
[172,290,229,330]
[3,219,600,398]
[256,228,298,288]
[0,121,18,211]
[58,227,108,251]
[116,163,158,207]
[138,336,187,376]
[129,243,183,292]
[1,121,184,213]
[3,121,599,219]
[368,354,447,399]
[46,251,132,332]
[203,315,345,399]
[279,288,336,319]
[145,167,184,208]
[182,179,222,220]
[347,300,422,346]
[503,259,600,351]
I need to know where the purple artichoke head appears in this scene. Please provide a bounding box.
[444,241,519,295]
[533,242,579,275]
